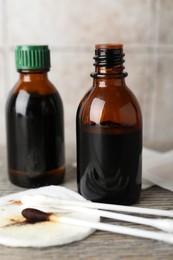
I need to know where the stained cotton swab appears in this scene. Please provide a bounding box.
[21,208,173,244]
[21,194,173,217]
[21,195,173,233]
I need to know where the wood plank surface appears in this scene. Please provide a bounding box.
[0,146,173,260]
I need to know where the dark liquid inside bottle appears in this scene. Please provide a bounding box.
[6,92,65,188]
[77,123,142,205]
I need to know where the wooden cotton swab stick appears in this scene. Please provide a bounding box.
[21,196,173,233]
[21,208,173,244]
[21,194,173,217]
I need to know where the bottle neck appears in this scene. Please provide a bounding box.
[96,66,127,77]
[93,74,126,88]
[92,65,126,88]
[91,45,128,80]
[18,70,49,82]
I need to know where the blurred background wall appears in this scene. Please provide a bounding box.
[0,0,173,162]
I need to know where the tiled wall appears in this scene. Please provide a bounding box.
[0,0,173,161]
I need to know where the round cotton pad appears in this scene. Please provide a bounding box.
[0,186,100,247]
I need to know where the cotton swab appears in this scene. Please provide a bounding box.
[50,205,173,233]
[21,194,173,217]
[21,195,173,233]
[21,208,173,244]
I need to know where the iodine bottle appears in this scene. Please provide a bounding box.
[76,44,142,205]
[6,45,65,188]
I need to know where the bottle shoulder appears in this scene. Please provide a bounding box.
[77,85,142,127]
[10,78,58,95]
[78,85,141,111]
[6,84,63,117]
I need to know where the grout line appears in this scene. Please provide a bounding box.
[148,0,160,140]
[1,0,10,97]
[142,0,155,143]
[1,0,10,146]
[6,44,173,54]
[1,1,7,98]
[143,0,160,144]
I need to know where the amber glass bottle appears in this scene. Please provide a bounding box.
[6,45,65,188]
[76,44,142,205]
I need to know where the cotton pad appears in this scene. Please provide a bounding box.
[0,186,99,247]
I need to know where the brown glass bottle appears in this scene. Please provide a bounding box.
[76,44,142,205]
[6,46,65,188]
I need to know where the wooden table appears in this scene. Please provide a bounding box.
[0,146,173,260]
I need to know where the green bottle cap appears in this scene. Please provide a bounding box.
[15,45,51,70]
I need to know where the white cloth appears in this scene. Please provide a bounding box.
[142,148,173,191]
